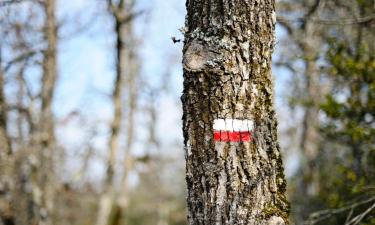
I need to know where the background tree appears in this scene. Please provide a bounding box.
[0,0,58,224]
[277,0,375,224]
[0,0,189,224]
[0,43,14,225]
[96,0,141,224]
[305,1,375,224]
[276,0,329,221]
[38,1,58,224]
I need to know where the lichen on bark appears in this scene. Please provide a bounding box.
[182,0,290,224]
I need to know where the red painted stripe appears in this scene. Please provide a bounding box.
[214,131,252,142]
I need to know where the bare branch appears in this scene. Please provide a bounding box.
[305,197,375,225]
[304,0,321,19]
[345,202,375,225]
[345,206,355,224]
[274,61,297,74]
[277,16,294,35]
[8,105,34,131]
[311,14,375,25]
[4,49,39,72]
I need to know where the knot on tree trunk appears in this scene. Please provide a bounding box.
[182,40,221,73]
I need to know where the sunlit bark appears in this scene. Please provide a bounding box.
[182,0,289,224]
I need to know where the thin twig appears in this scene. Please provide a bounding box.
[345,206,354,224]
[305,196,375,225]
[346,202,375,225]
[4,49,38,72]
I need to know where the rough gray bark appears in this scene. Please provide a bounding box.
[182,0,289,224]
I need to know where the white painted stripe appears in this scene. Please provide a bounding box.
[213,119,254,131]
[213,119,226,130]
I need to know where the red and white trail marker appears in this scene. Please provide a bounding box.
[213,119,254,142]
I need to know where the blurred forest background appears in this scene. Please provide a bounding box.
[0,0,374,225]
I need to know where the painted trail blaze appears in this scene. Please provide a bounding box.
[213,119,254,142]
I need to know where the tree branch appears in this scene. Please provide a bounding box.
[4,49,38,72]
[305,197,375,225]
[345,202,375,225]
[277,16,295,35]
[304,0,321,20]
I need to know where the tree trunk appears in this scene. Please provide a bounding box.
[0,50,15,225]
[0,66,11,156]
[38,0,58,224]
[299,19,321,198]
[277,2,324,222]
[182,1,289,224]
[116,38,138,225]
[95,16,125,225]
[96,1,136,224]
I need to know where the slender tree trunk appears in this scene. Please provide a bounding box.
[0,49,15,225]
[95,18,125,225]
[299,21,321,198]
[182,1,289,224]
[40,0,57,152]
[116,37,138,225]
[96,1,135,224]
[277,3,323,223]
[0,65,11,156]
[38,0,58,224]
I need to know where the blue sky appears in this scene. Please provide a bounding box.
[53,0,298,181]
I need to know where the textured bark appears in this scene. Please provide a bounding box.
[182,0,289,224]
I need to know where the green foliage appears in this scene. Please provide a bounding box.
[309,35,375,225]
[321,41,375,147]
[280,1,375,224]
